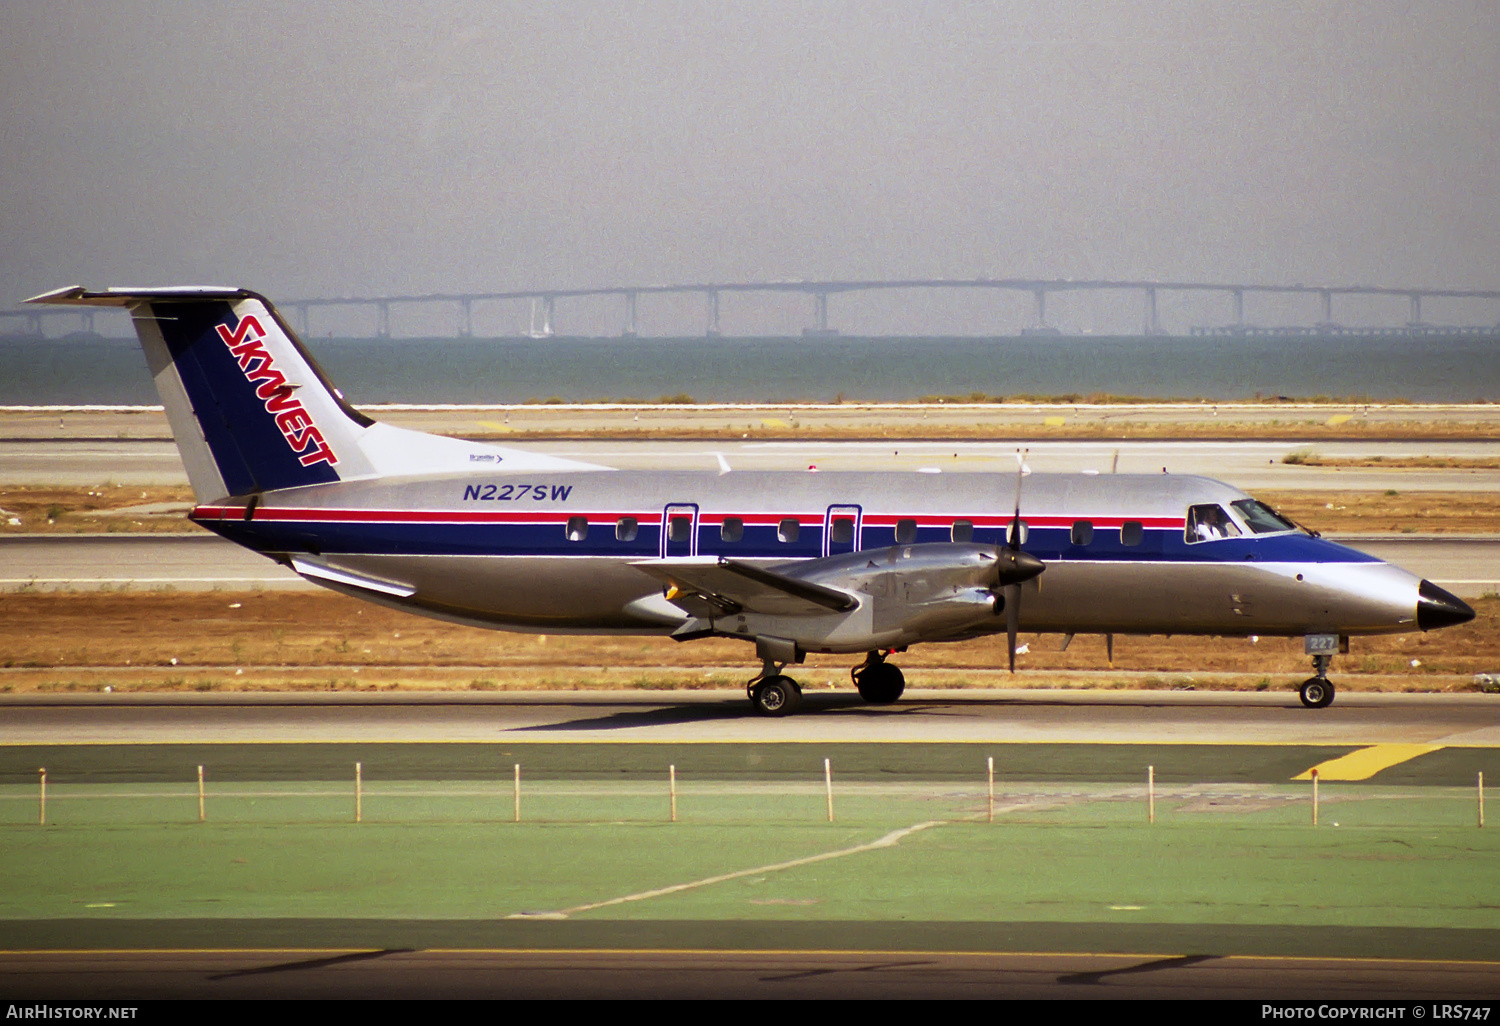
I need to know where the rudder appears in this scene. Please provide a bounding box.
[29,286,375,501]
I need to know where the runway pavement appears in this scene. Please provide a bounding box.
[0,533,305,590]
[4,946,1497,1000]
[5,435,1500,489]
[6,531,1498,595]
[4,689,1497,747]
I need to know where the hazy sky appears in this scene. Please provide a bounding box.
[4,1,1497,334]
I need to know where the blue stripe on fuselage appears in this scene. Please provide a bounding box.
[199,517,1380,565]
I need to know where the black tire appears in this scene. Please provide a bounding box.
[855,662,906,704]
[751,675,802,716]
[1299,677,1335,709]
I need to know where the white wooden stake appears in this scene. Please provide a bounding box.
[355,762,363,823]
[197,765,205,823]
[1480,772,1485,829]
[825,758,834,823]
[670,764,677,823]
[38,768,46,826]
[987,756,995,824]
[1311,768,1319,826]
[513,764,521,823]
[1148,765,1155,824]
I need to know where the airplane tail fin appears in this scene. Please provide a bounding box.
[27,286,380,501]
[28,285,605,502]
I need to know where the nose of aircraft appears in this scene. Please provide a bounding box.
[1417,579,1476,631]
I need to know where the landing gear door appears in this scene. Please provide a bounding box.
[823,504,862,557]
[661,503,699,558]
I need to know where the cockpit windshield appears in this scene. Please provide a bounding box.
[1185,503,1242,542]
[1231,498,1298,535]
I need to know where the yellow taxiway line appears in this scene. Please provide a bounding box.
[1294,743,1442,781]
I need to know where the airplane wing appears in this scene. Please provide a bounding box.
[632,556,858,617]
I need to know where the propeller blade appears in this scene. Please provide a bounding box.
[1003,447,1031,672]
[1007,447,1029,550]
[1005,583,1019,672]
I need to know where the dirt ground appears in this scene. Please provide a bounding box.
[1281,454,1500,470]
[4,485,1500,536]
[1254,491,1500,534]
[0,485,193,534]
[1,591,1495,695]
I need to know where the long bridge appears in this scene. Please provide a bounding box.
[6,277,1500,339]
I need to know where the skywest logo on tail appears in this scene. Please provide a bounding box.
[215,313,337,469]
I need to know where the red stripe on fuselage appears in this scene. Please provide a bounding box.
[190,505,1187,529]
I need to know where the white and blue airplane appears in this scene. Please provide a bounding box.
[30,285,1475,715]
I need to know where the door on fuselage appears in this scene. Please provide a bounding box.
[823,504,862,557]
[661,503,699,558]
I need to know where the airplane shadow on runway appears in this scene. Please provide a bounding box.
[501,687,1332,732]
[508,694,1024,731]
[507,694,858,731]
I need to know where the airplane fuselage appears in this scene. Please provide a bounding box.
[190,468,1430,649]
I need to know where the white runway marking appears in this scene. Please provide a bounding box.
[511,819,948,920]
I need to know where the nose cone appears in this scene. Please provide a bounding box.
[1417,579,1475,631]
[995,548,1045,584]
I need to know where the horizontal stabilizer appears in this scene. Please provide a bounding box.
[26,285,246,306]
[632,556,858,617]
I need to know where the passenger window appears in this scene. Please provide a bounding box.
[830,517,854,545]
[778,519,800,543]
[615,517,638,542]
[1120,521,1144,546]
[720,517,744,543]
[668,515,693,543]
[1070,521,1093,546]
[951,520,973,543]
[566,516,589,542]
[895,519,917,544]
[1185,504,1242,543]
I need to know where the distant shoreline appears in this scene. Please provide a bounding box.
[6,332,1498,405]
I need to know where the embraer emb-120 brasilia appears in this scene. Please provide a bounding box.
[30,285,1476,715]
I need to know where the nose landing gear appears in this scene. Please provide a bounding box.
[1299,652,1336,709]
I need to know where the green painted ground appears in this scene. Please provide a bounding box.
[3,742,1497,960]
[2,786,1496,922]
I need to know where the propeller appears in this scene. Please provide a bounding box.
[996,449,1044,672]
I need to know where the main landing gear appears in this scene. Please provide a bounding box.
[748,665,803,717]
[1299,652,1336,709]
[852,651,905,704]
[745,650,909,716]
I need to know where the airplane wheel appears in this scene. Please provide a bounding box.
[1299,677,1335,709]
[855,662,905,704]
[751,676,802,716]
